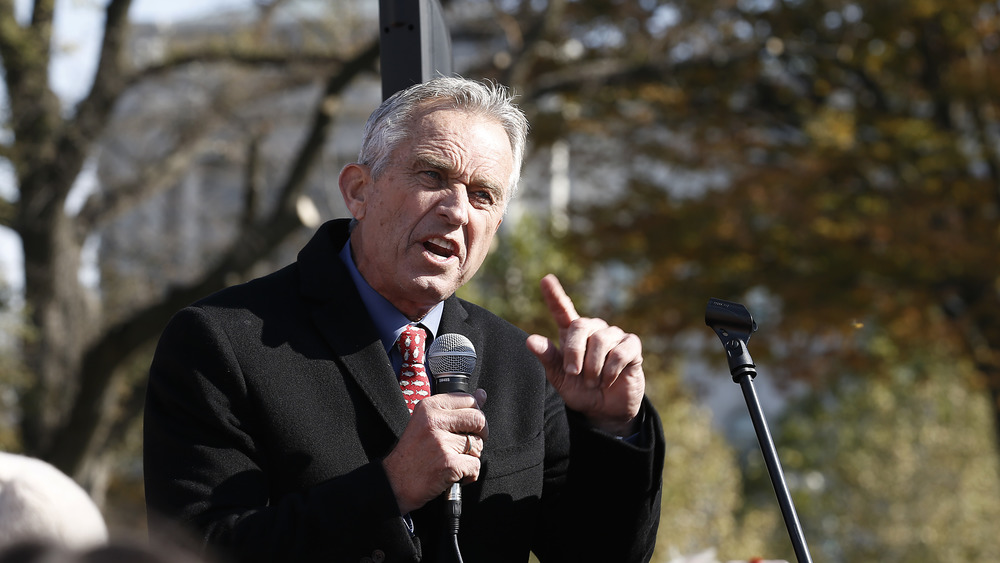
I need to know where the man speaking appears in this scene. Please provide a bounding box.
[144,77,665,562]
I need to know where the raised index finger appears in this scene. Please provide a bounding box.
[540,274,580,329]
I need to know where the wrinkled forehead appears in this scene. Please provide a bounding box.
[411,101,514,153]
[386,102,519,201]
[410,107,514,172]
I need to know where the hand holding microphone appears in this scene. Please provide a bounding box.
[382,333,486,516]
[427,334,480,562]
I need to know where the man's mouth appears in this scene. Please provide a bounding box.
[423,237,458,260]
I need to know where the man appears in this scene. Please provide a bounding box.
[144,77,665,563]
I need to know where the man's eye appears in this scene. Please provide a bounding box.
[471,190,495,206]
[422,170,443,181]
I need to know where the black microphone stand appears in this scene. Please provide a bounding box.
[705,299,813,563]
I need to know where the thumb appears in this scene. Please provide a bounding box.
[473,388,488,409]
[526,334,563,384]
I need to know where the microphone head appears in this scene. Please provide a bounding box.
[427,333,477,394]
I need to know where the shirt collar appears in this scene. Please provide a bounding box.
[338,236,443,354]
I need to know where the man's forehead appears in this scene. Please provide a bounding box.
[406,109,512,164]
[409,104,498,135]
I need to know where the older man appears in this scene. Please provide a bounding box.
[144,77,664,563]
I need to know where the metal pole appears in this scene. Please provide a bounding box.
[737,372,813,563]
[378,0,453,100]
[705,298,814,563]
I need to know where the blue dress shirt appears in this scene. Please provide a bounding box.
[338,238,443,376]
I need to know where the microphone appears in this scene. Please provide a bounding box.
[426,333,477,563]
[427,333,476,394]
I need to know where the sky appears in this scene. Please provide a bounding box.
[1,0,258,292]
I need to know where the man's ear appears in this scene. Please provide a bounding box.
[339,163,371,220]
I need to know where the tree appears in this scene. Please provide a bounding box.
[0,0,379,484]
[6,0,996,553]
[448,0,1000,557]
[775,342,1000,562]
[463,0,1000,453]
[461,215,784,562]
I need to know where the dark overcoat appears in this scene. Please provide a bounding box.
[144,219,664,563]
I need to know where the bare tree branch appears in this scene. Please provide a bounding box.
[253,0,295,39]
[0,0,60,170]
[0,0,15,25]
[271,39,380,214]
[45,37,381,477]
[8,0,132,234]
[29,0,54,31]
[128,47,350,87]
[77,62,319,237]
[241,128,266,231]
[0,0,28,66]
[73,0,132,143]
[74,133,221,237]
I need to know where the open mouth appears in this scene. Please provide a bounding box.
[423,237,458,259]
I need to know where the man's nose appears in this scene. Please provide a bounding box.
[438,186,470,225]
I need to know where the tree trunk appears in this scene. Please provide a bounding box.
[18,204,92,455]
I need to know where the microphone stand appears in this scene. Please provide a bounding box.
[705,299,813,563]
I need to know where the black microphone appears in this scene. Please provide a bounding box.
[427,333,476,394]
[426,333,477,563]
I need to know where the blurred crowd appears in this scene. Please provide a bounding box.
[0,450,786,563]
[0,452,206,563]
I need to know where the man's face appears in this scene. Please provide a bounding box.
[341,107,513,320]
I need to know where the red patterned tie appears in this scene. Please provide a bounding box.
[397,324,431,414]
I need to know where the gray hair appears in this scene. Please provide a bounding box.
[357,76,529,201]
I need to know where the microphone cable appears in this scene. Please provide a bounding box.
[447,482,464,563]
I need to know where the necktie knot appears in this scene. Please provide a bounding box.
[397,324,430,413]
[400,324,426,365]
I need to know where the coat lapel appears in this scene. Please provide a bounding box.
[312,300,412,439]
[298,220,411,439]
[439,296,484,393]
[296,220,490,440]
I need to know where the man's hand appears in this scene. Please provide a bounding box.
[526,274,645,436]
[382,390,488,515]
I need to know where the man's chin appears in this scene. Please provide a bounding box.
[412,276,461,299]
[401,275,463,309]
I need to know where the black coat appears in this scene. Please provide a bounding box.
[144,219,664,563]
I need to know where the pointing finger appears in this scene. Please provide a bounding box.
[540,274,580,330]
